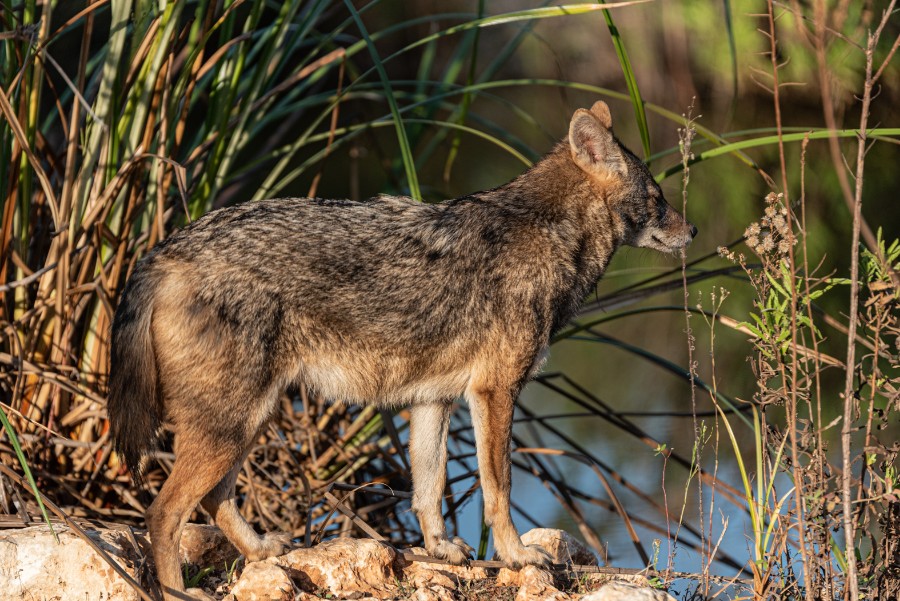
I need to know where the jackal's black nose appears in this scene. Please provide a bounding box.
[689,224,699,238]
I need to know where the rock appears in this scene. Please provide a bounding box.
[496,565,528,587]
[230,561,293,601]
[495,564,572,600]
[272,537,397,598]
[292,594,333,601]
[398,547,489,589]
[497,563,561,588]
[510,565,571,601]
[185,586,218,601]
[1,524,665,601]
[520,528,597,566]
[581,581,677,601]
[179,524,240,569]
[410,585,457,601]
[582,573,652,589]
[0,525,141,601]
[518,584,570,601]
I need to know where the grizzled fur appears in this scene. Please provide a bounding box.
[108,101,695,600]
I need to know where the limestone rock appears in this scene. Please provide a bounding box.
[230,561,293,601]
[518,584,570,601]
[179,523,240,569]
[398,547,488,589]
[581,581,678,601]
[496,565,527,587]
[272,537,397,598]
[0,525,140,601]
[0,524,671,601]
[520,528,597,566]
[185,586,218,601]
[290,594,333,601]
[495,564,572,600]
[410,585,457,601]
[582,573,652,589]
[497,563,561,588]
[510,565,571,601]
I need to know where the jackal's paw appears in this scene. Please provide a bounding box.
[246,531,293,561]
[499,544,552,569]
[450,536,476,558]
[428,536,474,565]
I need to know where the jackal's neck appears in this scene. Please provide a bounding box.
[470,141,621,331]
[496,141,622,262]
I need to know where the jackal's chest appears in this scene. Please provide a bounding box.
[296,354,473,408]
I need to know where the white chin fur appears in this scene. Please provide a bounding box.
[635,229,692,253]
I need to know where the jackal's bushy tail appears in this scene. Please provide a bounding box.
[108,264,163,485]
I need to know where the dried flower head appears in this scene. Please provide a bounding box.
[772,214,786,232]
[718,246,737,262]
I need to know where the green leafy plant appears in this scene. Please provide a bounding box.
[183,564,215,590]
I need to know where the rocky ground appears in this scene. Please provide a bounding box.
[0,524,677,600]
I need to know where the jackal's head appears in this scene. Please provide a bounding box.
[568,101,697,253]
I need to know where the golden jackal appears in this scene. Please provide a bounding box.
[109,101,696,600]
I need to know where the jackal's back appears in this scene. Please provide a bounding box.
[135,194,564,408]
[156,193,580,341]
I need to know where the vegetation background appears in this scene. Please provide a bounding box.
[0,1,898,599]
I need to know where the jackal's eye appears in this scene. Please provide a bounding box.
[645,185,667,221]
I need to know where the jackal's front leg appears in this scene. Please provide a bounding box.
[409,401,474,564]
[468,385,550,568]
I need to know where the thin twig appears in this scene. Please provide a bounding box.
[840,4,897,600]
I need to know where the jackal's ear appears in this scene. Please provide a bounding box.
[569,109,627,178]
[589,101,613,129]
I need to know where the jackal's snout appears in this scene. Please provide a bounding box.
[635,202,697,253]
[630,195,697,253]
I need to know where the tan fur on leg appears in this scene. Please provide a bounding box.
[148,438,243,601]
[200,459,292,562]
[468,385,550,568]
[409,402,473,563]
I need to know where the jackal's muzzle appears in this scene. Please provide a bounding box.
[635,210,697,253]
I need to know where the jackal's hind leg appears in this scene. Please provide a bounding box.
[410,402,473,564]
[200,458,292,561]
[147,435,245,601]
